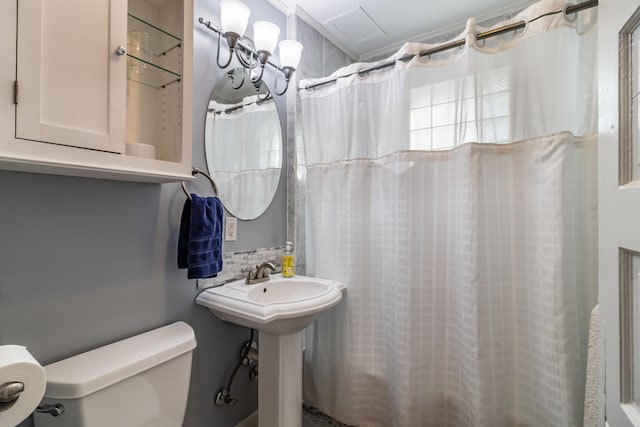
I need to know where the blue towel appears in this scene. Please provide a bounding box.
[177,198,191,270]
[177,194,223,279]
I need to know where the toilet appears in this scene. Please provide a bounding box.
[33,321,197,427]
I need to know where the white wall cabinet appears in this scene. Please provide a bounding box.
[0,0,193,183]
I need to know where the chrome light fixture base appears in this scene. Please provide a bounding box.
[198,3,302,96]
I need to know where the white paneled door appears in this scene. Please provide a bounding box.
[600,0,640,425]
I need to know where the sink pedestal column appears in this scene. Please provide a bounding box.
[258,330,303,427]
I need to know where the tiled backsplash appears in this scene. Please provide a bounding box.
[196,245,285,290]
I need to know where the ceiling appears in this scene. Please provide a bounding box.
[272,0,540,61]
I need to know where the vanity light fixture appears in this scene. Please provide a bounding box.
[216,0,250,68]
[199,0,303,95]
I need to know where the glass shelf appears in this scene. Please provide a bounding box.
[128,14,181,56]
[126,14,182,89]
[127,55,181,89]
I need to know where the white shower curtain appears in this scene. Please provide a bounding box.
[299,1,597,426]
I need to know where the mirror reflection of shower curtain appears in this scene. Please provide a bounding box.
[205,98,282,219]
[299,2,597,426]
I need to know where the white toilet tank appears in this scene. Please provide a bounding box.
[33,321,197,427]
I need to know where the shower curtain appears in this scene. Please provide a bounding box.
[298,1,597,426]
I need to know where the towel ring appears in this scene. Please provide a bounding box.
[181,167,219,200]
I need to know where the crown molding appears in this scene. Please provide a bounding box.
[265,0,293,15]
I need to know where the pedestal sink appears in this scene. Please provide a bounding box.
[196,274,346,427]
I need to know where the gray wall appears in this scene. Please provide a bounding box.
[1,0,286,426]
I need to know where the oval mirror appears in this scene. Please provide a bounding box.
[204,68,282,220]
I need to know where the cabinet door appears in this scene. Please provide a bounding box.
[16,0,126,153]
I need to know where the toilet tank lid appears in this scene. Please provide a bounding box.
[43,321,197,399]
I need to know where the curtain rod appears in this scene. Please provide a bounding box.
[301,0,597,91]
[209,95,274,115]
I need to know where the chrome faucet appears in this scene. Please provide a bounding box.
[245,261,276,285]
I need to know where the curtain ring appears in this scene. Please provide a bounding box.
[564,3,578,22]
[516,20,529,37]
[417,51,430,64]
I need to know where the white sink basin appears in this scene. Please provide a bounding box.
[196,274,346,334]
[198,274,346,426]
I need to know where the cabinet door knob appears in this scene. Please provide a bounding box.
[114,46,127,56]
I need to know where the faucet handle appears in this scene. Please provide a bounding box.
[244,262,275,284]
[258,261,276,275]
[241,266,256,280]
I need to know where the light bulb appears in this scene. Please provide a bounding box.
[220,0,250,36]
[253,21,280,53]
[278,40,303,69]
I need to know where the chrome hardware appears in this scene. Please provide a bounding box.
[181,167,219,200]
[256,261,275,279]
[213,330,256,408]
[249,365,258,381]
[241,341,258,366]
[245,266,258,283]
[114,46,127,56]
[36,403,65,417]
[245,261,276,285]
[0,382,23,404]
[215,388,237,406]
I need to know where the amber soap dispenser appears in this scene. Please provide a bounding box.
[282,241,295,278]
